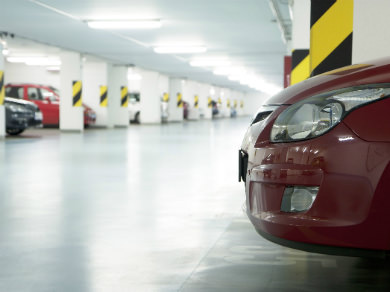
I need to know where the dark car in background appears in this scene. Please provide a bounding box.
[5,97,43,135]
[5,83,96,127]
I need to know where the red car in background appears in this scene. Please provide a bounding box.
[5,83,96,127]
[239,58,390,258]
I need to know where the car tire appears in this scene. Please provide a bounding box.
[6,128,25,135]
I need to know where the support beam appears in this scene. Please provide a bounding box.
[60,51,83,132]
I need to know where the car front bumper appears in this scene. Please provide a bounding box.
[241,120,390,254]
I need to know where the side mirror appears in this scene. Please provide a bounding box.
[44,97,52,103]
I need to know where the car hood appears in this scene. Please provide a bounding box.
[5,97,39,111]
[267,57,390,105]
[5,97,34,106]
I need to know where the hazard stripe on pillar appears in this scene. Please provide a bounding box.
[218,97,221,104]
[194,95,199,108]
[234,100,237,108]
[100,85,108,107]
[310,0,353,76]
[162,92,169,102]
[177,93,183,108]
[0,71,4,105]
[121,86,128,107]
[227,99,230,108]
[291,49,310,85]
[240,100,244,108]
[207,97,212,108]
[72,80,82,107]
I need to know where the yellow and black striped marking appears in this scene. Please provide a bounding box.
[177,93,183,108]
[291,49,310,85]
[0,71,4,105]
[218,97,221,104]
[194,95,199,108]
[310,0,353,76]
[234,100,237,108]
[121,86,128,107]
[227,99,231,108]
[208,97,212,108]
[72,80,82,107]
[240,100,244,108]
[162,92,169,102]
[100,85,108,107]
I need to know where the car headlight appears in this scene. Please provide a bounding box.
[270,84,390,143]
[5,103,26,112]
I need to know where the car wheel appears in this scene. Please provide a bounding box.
[6,128,25,135]
[135,112,140,124]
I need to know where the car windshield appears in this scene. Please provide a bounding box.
[49,86,60,97]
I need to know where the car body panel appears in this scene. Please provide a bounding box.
[240,57,390,255]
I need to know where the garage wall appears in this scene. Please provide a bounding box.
[4,62,60,88]
[353,0,390,63]
[244,92,270,116]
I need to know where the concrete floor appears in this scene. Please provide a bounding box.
[0,118,390,292]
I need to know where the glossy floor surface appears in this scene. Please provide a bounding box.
[1,118,390,292]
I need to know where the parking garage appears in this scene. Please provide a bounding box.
[1,0,390,291]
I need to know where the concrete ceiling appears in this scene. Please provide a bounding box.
[0,0,291,93]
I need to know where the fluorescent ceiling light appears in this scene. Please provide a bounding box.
[87,20,161,29]
[2,49,9,56]
[190,58,230,67]
[154,46,207,54]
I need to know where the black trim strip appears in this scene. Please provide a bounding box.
[311,33,353,76]
[256,228,387,259]
[292,49,309,71]
[310,0,337,27]
[72,81,81,106]
[100,90,107,104]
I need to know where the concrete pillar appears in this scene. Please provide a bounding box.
[168,78,184,122]
[107,65,128,128]
[237,92,245,116]
[158,74,169,123]
[219,88,228,118]
[290,0,310,85]
[139,70,161,124]
[82,61,108,127]
[60,51,83,132]
[199,84,212,120]
[0,43,4,138]
[352,0,390,63]
[187,81,200,120]
[310,0,353,76]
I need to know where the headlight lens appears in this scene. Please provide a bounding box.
[5,103,26,113]
[271,85,390,142]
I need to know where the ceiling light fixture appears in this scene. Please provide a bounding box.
[87,20,162,29]
[154,46,207,54]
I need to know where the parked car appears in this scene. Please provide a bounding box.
[5,83,96,127]
[211,100,219,117]
[128,92,140,124]
[239,58,390,258]
[5,97,43,135]
[183,101,189,119]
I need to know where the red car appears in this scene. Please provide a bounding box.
[5,83,96,127]
[239,57,390,258]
